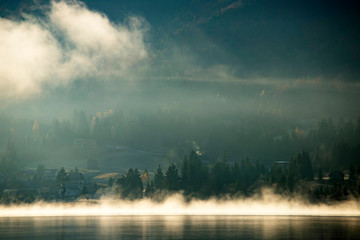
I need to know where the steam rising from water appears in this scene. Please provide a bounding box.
[1,192,360,217]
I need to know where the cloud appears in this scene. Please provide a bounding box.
[0,0,148,100]
[0,17,61,99]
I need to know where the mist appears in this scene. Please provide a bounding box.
[1,190,360,217]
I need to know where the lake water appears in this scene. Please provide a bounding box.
[0,216,359,239]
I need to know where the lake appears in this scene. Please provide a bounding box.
[0,216,359,239]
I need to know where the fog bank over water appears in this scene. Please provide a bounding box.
[1,190,360,217]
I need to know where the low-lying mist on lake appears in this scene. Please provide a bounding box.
[1,190,359,217]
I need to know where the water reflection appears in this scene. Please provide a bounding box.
[0,216,359,239]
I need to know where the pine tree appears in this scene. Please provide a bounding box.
[145,181,154,197]
[154,165,164,190]
[116,168,143,199]
[56,167,68,186]
[108,177,114,187]
[165,164,180,191]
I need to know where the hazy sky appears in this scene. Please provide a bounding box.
[0,0,359,119]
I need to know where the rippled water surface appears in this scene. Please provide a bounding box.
[0,216,359,239]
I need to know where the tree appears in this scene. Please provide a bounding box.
[81,185,88,195]
[318,168,323,181]
[116,168,143,199]
[165,164,180,191]
[289,151,313,181]
[209,160,230,194]
[56,167,68,186]
[298,151,313,180]
[180,151,208,195]
[270,165,287,191]
[154,165,164,190]
[180,155,189,190]
[108,177,114,187]
[145,181,154,197]
[349,165,356,183]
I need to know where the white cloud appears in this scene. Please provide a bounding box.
[0,0,148,100]
[0,18,61,98]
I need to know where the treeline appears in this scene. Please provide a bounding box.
[269,151,314,193]
[115,149,360,201]
[116,151,266,200]
[116,148,360,201]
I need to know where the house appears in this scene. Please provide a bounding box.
[4,180,40,201]
[59,171,86,199]
[44,169,58,182]
[68,171,85,185]
[17,168,36,181]
[64,183,81,197]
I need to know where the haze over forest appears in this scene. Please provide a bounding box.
[0,0,359,202]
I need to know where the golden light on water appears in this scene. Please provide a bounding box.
[1,193,360,217]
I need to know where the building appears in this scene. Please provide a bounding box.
[68,171,85,186]
[58,171,86,199]
[4,181,40,201]
[17,169,36,181]
[44,169,58,182]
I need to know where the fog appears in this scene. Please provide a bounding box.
[1,190,360,217]
[0,0,359,211]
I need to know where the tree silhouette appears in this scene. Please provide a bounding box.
[165,164,180,191]
[154,165,164,190]
[116,168,143,199]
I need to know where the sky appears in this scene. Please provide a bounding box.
[0,0,359,120]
